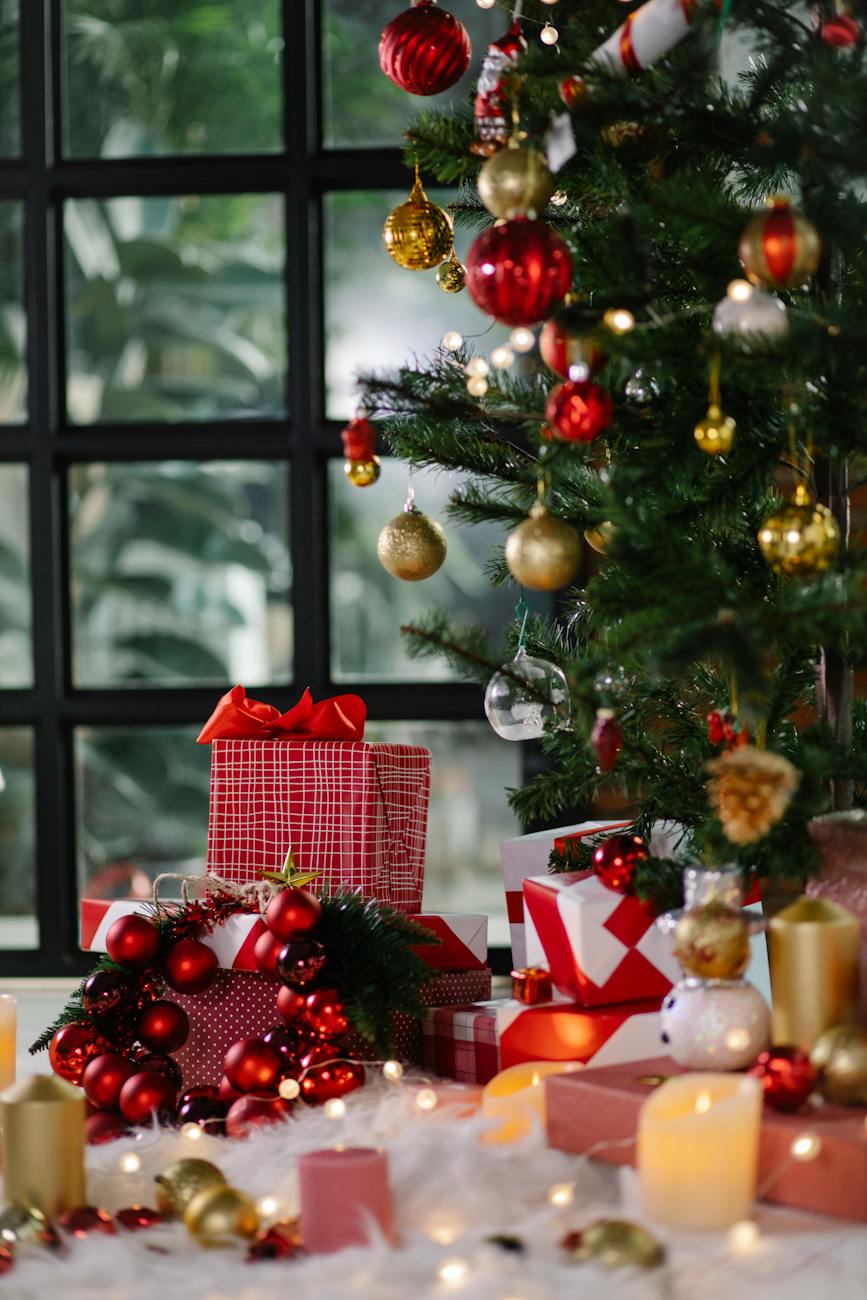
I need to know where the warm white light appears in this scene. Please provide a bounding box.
[791,1131,821,1162]
[383,1059,404,1082]
[465,357,490,378]
[119,1151,142,1174]
[415,1087,439,1112]
[425,1209,463,1245]
[604,307,635,334]
[279,1077,301,1101]
[540,21,559,44]
[695,1090,712,1115]
[727,1220,760,1255]
[442,331,464,352]
[490,345,515,369]
[727,278,753,302]
[725,1027,750,1053]
[785,528,802,544]
[476,0,496,7]
[437,1257,469,1287]
[257,1196,279,1218]
[181,1122,204,1142]
[547,1182,575,1207]
[466,376,489,398]
[324,1098,346,1121]
[541,0,560,5]
[550,190,567,207]
[509,327,535,352]
[567,361,590,382]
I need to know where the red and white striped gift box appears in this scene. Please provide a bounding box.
[206,739,430,913]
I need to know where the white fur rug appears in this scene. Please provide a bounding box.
[4,1079,866,1300]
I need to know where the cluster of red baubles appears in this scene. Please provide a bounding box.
[49,888,365,1144]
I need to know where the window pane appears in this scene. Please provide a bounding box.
[62,0,282,158]
[330,457,541,682]
[64,194,286,424]
[323,1,502,149]
[0,464,31,686]
[0,201,26,422]
[324,189,506,420]
[69,460,291,687]
[0,2,20,157]
[75,726,210,905]
[0,728,38,949]
[367,720,518,946]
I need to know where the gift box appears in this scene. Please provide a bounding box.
[545,1056,867,1223]
[421,995,663,1085]
[410,914,487,971]
[173,967,493,1090]
[523,871,679,1007]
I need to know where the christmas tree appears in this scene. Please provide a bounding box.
[363,0,867,909]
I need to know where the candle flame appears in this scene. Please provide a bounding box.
[531,1072,540,1087]
[695,1090,712,1114]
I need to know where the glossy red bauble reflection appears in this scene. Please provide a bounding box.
[265,889,323,942]
[49,1022,108,1085]
[137,1000,190,1054]
[225,1092,294,1139]
[176,1095,228,1135]
[82,1052,138,1110]
[591,833,648,895]
[466,218,572,327]
[118,1070,177,1124]
[131,1049,183,1091]
[545,379,612,443]
[253,928,284,976]
[539,319,605,380]
[379,1,471,96]
[105,915,160,969]
[163,938,219,994]
[82,968,135,1021]
[304,988,349,1039]
[224,1036,282,1094]
[276,938,327,988]
[115,1205,165,1231]
[85,1110,131,1146]
[749,1045,817,1112]
[276,984,307,1024]
[299,1059,366,1106]
[56,1206,117,1238]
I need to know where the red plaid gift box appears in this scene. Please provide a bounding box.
[173,967,492,1089]
[523,871,680,1007]
[422,995,663,1084]
[207,738,430,912]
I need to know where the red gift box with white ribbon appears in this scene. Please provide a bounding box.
[523,870,680,1007]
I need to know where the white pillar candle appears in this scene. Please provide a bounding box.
[638,1073,762,1230]
[0,995,16,1091]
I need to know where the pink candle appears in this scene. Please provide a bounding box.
[299,1147,394,1253]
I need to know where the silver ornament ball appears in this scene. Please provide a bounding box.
[712,286,788,347]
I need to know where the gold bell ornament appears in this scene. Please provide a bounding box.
[694,355,736,455]
[436,248,467,293]
[505,484,582,591]
[377,486,447,581]
[383,163,453,271]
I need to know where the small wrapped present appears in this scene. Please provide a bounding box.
[421,995,663,1085]
[199,686,431,913]
[523,871,680,1007]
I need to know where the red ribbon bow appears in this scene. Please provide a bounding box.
[196,685,367,744]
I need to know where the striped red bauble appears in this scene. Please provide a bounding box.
[379,1,471,97]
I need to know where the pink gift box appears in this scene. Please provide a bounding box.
[523,871,679,1007]
[207,738,430,912]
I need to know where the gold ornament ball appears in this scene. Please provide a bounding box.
[810,1024,867,1106]
[436,256,466,293]
[377,506,447,581]
[477,144,554,220]
[569,1219,665,1270]
[345,456,381,487]
[505,502,582,591]
[383,176,453,272]
[155,1158,227,1218]
[757,483,840,576]
[694,404,736,456]
[673,901,750,980]
[584,521,616,556]
[184,1184,260,1247]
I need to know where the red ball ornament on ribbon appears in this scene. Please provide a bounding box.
[545,379,612,443]
[300,1059,366,1106]
[225,1092,294,1139]
[265,888,322,942]
[82,1052,137,1110]
[749,1045,817,1112]
[592,833,647,895]
[49,1021,109,1085]
[379,1,471,97]
[224,1036,282,1094]
[304,988,349,1039]
[106,914,160,970]
[466,217,572,327]
[540,319,605,380]
[118,1070,177,1124]
[820,15,861,46]
[86,1111,131,1146]
[137,1000,190,1054]
[163,938,218,994]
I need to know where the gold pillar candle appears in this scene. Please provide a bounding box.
[768,897,860,1052]
[0,995,16,1091]
[0,1075,85,1217]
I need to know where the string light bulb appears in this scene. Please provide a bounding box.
[790,1131,821,1162]
[540,21,559,45]
[119,1151,142,1174]
[465,357,490,378]
[727,278,753,302]
[180,1122,204,1142]
[476,0,496,7]
[727,1220,760,1255]
[490,345,515,369]
[509,326,535,353]
[467,376,489,398]
[547,1182,575,1207]
[383,1059,404,1082]
[415,1087,438,1112]
[324,1098,346,1121]
[256,1196,279,1218]
[278,1077,301,1101]
[442,331,464,352]
[541,0,560,5]
[437,1257,470,1287]
[603,307,635,334]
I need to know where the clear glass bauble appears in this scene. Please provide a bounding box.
[659,977,771,1070]
[484,649,570,741]
[593,664,631,701]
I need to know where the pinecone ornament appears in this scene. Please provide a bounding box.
[706,746,800,845]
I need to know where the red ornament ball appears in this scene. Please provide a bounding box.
[56,1206,116,1238]
[225,1092,294,1139]
[265,888,323,942]
[276,984,307,1024]
[379,0,471,97]
[247,1219,304,1261]
[540,320,605,380]
[115,1205,164,1231]
[0,1246,12,1276]
[177,1095,228,1135]
[300,1059,366,1106]
[559,74,588,109]
[545,379,612,443]
[219,1075,243,1105]
[299,1041,342,1071]
[82,1052,137,1110]
[262,1024,304,1069]
[224,1036,282,1094]
[106,915,160,970]
[590,709,622,773]
[466,217,572,327]
[163,938,218,994]
[254,928,284,976]
[749,1045,817,1111]
[130,1048,183,1090]
[118,1070,177,1124]
[821,15,861,46]
[304,988,349,1039]
[592,833,648,895]
[85,1111,131,1146]
[276,938,327,988]
[178,1084,219,1107]
[49,1022,108,1085]
[137,1000,189,1054]
[82,968,135,1020]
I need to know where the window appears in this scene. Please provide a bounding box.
[0,2,525,974]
